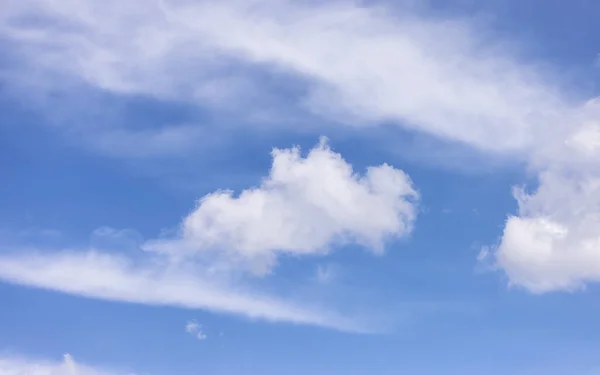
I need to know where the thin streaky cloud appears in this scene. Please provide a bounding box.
[0,250,366,333]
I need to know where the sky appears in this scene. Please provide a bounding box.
[2,0,600,374]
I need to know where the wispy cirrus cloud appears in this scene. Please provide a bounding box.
[0,0,572,159]
[0,248,364,332]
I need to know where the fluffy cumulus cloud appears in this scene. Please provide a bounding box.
[0,140,411,332]
[0,353,128,375]
[484,99,600,293]
[493,170,600,293]
[145,138,418,273]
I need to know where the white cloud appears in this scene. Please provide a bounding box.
[144,138,418,274]
[185,320,207,340]
[0,249,361,332]
[478,98,600,293]
[173,1,572,155]
[0,353,129,375]
[490,169,600,293]
[0,0,574,159]
[185,320,200,334]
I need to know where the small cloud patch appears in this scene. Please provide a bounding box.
[185,320,208,340]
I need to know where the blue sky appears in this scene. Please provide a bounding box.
[2,0,600,374]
